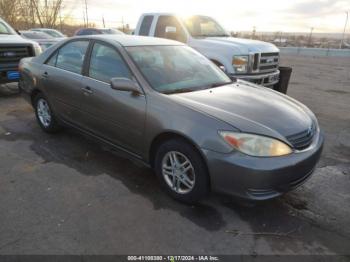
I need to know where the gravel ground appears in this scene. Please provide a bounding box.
[0,55,349,256]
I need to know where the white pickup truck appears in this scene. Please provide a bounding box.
[0,17,41,84]
[134,13,281,87]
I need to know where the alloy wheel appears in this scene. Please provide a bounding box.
[161,151,195,194]
[37,98,52,128]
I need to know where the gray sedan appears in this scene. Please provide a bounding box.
[19,35,324,203]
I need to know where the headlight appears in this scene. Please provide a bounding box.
[232,55,248,73]
[219,131,292,157]
[33,43,42,56]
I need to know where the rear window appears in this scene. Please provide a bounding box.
[139,16,153,36]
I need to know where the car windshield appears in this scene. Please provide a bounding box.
[183,16,229,37]
[126,45,232,94]
[0,21,16,35]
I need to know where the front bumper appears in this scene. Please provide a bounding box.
[229,70,280,87]
[202,132,324,200]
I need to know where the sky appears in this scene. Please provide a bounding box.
[64,0,350,33]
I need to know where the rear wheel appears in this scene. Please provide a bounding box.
[154,139,209,203]
[34,93,61,133]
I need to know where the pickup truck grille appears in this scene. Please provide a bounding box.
[0,45,33,65]
[286,123,316,151]
[252,52,279,73]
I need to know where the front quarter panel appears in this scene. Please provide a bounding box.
[143,92,237,161]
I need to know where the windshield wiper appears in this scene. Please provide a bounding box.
[201,81,233,90]
[0,32,11,35]
[163,88,196,94]
[193,34,230,37]
[213,34,230,37]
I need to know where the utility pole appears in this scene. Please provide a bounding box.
[83,10,86,27]
[84,0,89,27]
[307,27,314,47]
[340,11,349,49]
[59,7,63,32]
[102,16,105,28]
[251,26,256,39]
[279,31,283,45]
[121,16,125,32]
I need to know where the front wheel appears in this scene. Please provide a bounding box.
[34,93,61,133]
[154,139,209,203]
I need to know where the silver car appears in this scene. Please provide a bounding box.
[19,35,324,203]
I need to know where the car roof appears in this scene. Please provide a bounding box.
[20,30,52,37]
[31,28,56,31]
[74,34,184,47]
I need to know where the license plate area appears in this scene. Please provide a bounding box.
[268,74,279,83]
[7,71,20,80]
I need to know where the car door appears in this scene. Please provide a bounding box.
[42,40,89,124]
[80,41,146,155]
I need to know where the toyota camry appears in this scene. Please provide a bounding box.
[19,35,324,203]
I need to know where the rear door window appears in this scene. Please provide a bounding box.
[55,41,89,74]
[139,16,153,36]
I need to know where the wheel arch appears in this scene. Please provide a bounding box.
[30,89,42,107]
[148,131,211,187]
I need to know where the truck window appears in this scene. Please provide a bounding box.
[155,16,186,43]
[139,16,153,36]
[0,21,15,34]
[183,16,229,37]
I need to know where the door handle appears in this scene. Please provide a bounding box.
[81,86,93,94]
[42,72,49,78]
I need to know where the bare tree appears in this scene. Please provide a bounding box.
[0,0,20,26]
[29,0,63,27]
[0,0,65,29]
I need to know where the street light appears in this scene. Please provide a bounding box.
[340,11,349,49]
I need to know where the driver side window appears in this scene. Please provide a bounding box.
[88,42,132,83]
[155,16,187,43]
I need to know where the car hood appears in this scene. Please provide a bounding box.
[191,36,279,54]
[0,34,36,45]
[169,81,314,142]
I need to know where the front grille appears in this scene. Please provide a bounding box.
[253,52,279,73]
[286,123,316,150]
[0,45,32,65]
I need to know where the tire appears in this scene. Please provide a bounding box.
[33,93,61,133]
[154,139,210,204]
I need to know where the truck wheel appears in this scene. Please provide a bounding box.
[34,93,61,133]
[154,139,210,204]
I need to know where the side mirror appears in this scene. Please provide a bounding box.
[15,29,21,35]
[110,77,141,94]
